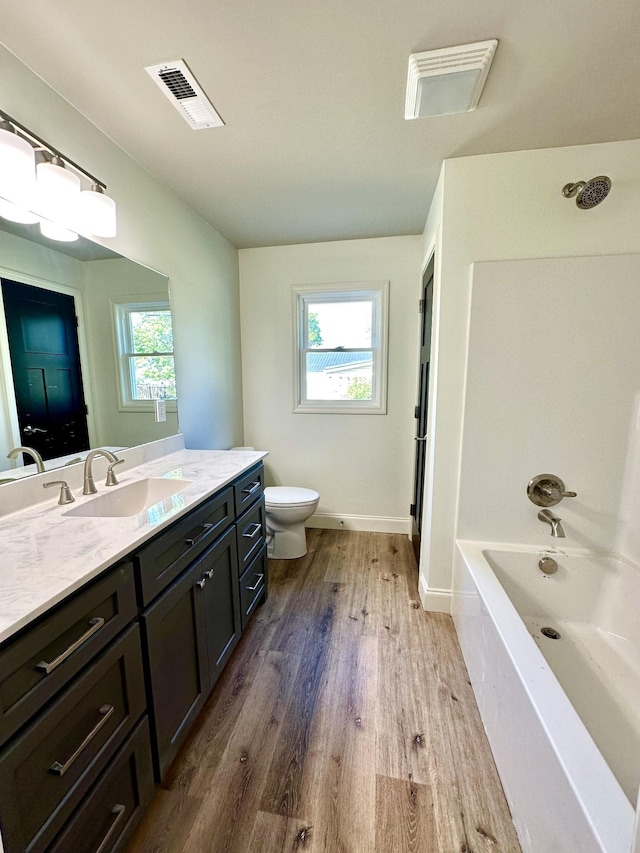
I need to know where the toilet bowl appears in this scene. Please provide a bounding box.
[264,486,320,559]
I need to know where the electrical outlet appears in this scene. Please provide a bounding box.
[154,400,167,422]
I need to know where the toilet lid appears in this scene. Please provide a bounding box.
[264,486,319,507]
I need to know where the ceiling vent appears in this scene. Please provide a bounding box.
[145,59,224,129]
[405,40,498,119]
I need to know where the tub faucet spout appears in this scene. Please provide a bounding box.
[538,509,565,538]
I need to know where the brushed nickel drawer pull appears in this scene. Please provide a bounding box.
[242,522,262,539]
[50,704,115,776]
[196,578,207,590]
[36,617,106,674]
[185,522,214,547]
[205,569,215,580]
[95,803,126,853]
[246,574,264,592]
[241,481,260,496]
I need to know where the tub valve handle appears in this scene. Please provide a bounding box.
[527,474,577,507]
[540,485,576,500]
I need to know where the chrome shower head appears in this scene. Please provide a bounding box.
[562,175,611,209]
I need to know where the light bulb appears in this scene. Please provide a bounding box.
[78,184,117,237]
[35,156,81,227]
[0,197,40,224]
[39,218,78,242]
[0,122,36,205]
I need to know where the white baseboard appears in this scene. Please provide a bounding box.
[418,573,451,613]
[307,513,411,536]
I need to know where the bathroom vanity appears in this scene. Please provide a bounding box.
[0,449,267,853]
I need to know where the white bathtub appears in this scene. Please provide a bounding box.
[453,541,637,853]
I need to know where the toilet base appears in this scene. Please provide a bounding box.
[267,523,308,559]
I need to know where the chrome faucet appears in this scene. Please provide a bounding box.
[7,446,45,473]
[82,449,121,495]
[538,509,565,538]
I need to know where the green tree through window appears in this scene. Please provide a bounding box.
[308,311,323,346]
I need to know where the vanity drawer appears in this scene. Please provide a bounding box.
[48,717,154,853]
[135,486,234,605]
[239,544,268,630]
[233,463,264,516]
[0,623,146,853]
[236,497,266,574]
[0,561,137,747]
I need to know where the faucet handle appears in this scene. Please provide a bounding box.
[43,480,75,505]
[527,474,577,507]
[540,485,577,500]
[105,458,124,487]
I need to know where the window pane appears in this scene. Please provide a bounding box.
[130,309,174,354]
[131,355,177,399]
[305,351,372,400]
[306,300,372,349]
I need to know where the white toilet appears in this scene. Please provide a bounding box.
[264,486,320,559]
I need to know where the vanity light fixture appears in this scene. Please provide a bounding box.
[0,109,117,240]
[405,39,498,119]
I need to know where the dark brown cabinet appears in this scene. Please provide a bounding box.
[140,554,209,779]
[0,625,147,853]
[200,526,242,689]
[0,460,267,850]
[0,561,137,747]
[141,524,242,779]
[47,718,154,853]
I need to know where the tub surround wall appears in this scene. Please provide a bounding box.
[239,236,422,531]
[419,138,640,608]
[458,254,640,552]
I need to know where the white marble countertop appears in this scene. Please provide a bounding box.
[0,449,267,645]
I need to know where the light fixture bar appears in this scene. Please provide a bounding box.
[0,109,106,190]
[0,108,117,240]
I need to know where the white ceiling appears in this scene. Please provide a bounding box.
[1,0,639,248]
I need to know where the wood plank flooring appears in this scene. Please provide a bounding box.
[127,529,520,853]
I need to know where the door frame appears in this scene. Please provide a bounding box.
[411,257,434,557]
[0,267,97,462]
[412,243,440,576]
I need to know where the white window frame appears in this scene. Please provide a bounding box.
[292,281,389,414]
[112,296,177,413]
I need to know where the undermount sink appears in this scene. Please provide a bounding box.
[63,478,193,518]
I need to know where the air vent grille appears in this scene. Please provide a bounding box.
[145,60,224,130]
[158,69,197,100]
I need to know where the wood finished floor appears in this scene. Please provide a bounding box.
[127,529,521,853]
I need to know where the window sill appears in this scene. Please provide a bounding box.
[293,401,386,415]
[118,401,178,414]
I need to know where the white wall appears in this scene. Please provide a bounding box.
[458,255,640,553]
[239,236,422,530]
[421,138,640,607]
[0,45,243,450]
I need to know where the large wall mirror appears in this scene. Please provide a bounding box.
[0,219,178,479]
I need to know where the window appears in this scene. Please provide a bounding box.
[293,281,389,413]
[113,299,177,411]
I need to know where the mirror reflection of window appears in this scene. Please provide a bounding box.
[114,300,177,410]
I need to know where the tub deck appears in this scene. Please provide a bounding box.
[455,541,635,853]
[486,549,640,804]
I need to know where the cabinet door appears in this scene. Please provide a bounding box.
[47,717,154,853]
[233,463,264,517]
[0,561,136,748]
[0,625,145,853]
[140,561,209,781]
[200,526,241,690]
